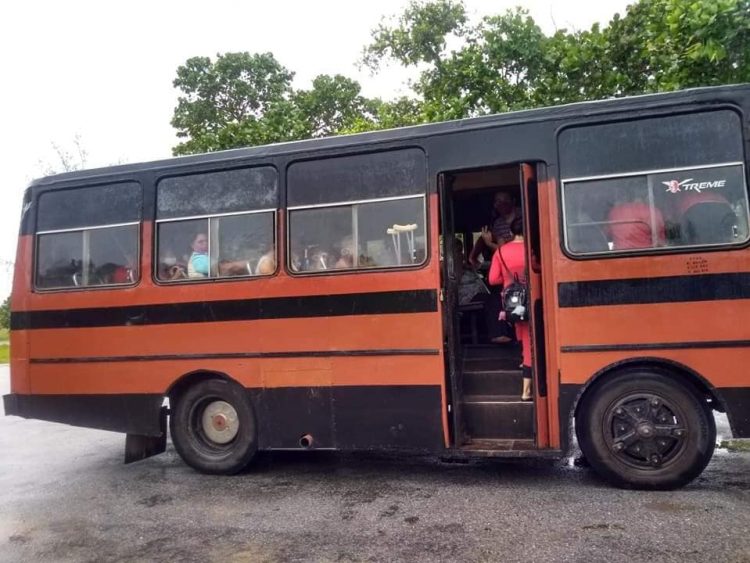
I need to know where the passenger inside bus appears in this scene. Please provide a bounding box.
[607,187,666,250]
[188,232,209,278]
[669,190,736,245]
[254,249,276,275]
[488,217,532,401]
[468,191,520,268]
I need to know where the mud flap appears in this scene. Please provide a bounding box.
[124,406,168,464]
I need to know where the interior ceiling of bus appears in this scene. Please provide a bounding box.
[451,165,521,232]
[451,166,518,192]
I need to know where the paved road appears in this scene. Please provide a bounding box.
[1,368,749,562]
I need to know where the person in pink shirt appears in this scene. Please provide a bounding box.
[607,192,666,250]
[488,218,532,401]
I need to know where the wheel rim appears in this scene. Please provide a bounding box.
[604,392,689,470]
[193,399,240,447]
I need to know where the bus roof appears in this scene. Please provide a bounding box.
[29,83,750,189]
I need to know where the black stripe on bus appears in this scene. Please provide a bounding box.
[11,289,439,330]
[561,339,750,354]
[30,348,442,364]
[558,272,750,308]
[4,385,447,450]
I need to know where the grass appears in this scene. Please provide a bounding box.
[0,328,7,342]
[0,343,8,364]
[720,439,750,452]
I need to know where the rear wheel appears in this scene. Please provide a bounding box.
[576,370,715,490]
[170,378,257,474]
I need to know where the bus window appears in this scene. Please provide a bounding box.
[288,196,426,272]
[35,182,141,290]
[287,149,428,273]
[563,163,750,255]
[155,167,278,281]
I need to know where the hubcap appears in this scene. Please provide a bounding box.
[201,400,239,444]
[606,393,687,469]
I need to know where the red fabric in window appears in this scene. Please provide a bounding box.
[607,202,665,250]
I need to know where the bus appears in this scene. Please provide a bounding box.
[5,84,750,490]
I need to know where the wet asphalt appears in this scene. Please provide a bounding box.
[1,368,749,563]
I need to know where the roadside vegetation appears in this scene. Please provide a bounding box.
[170,0,750,155]
[0,298,9,364]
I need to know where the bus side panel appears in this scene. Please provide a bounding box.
[8,194,449,452]
[555,259,750,440]
[3,393,165,436]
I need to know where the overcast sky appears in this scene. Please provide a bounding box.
[0,0,631,299]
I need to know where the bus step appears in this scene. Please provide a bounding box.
[462,344,521,361]
[463,357,521,371]
[462,370,523,396]
[462,397,534,440]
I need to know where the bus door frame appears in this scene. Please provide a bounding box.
[520,163,550,448]
[438,172,464,447]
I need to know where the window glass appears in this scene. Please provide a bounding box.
[563,163,749,255]
[287,149,427,207]
[156,167,277,219]
[38,182,142,231]
[559,110,744,179]
[156,213,275,281]
[36,231,82,289]
[289,196,426,272]
[35,225,139,289]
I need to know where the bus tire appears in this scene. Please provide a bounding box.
[576,370,715,490]
[170,378,257,475]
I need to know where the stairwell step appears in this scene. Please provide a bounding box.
[463,370,524,396]
[463,394,530,404]
[463,357,521,371]
[462,400,534,440]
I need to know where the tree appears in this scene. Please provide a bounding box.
[171,52,297,155]
[0,296,9,331]
[38,134,88,176]
[363,0,750,119]
[342,97,425,133]
[170,0,750,153]
[293,74,371,138]
[171,55,379,154]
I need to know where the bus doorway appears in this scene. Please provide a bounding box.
[440,164,544,453]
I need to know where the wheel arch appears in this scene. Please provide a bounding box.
[561,356,727,455]
[166,369,241,406]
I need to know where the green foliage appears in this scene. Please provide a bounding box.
[293,75,371,138]
[363,0,750,118]
[171,0,750,154]
[0,297,9,331]
[362,0,467,70]
[171,52,297,154]
[342,97,426,134]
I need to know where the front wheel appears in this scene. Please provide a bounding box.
[576,370,715,490]
[170,378,257,474]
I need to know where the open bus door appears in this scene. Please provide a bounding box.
[440,163,554,454]
[520,163,550,448]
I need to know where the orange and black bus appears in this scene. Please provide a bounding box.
[5,84,750,489]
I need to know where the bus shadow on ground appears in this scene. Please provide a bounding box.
[236,448,604,488]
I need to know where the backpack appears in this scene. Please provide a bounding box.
[498,247,528,322]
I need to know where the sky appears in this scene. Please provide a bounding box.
[0,0,632,299]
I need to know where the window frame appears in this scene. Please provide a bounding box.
[33,220,142,292]
[560,161,750,259]
[153,207,278,285]
[286,193,429,276]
